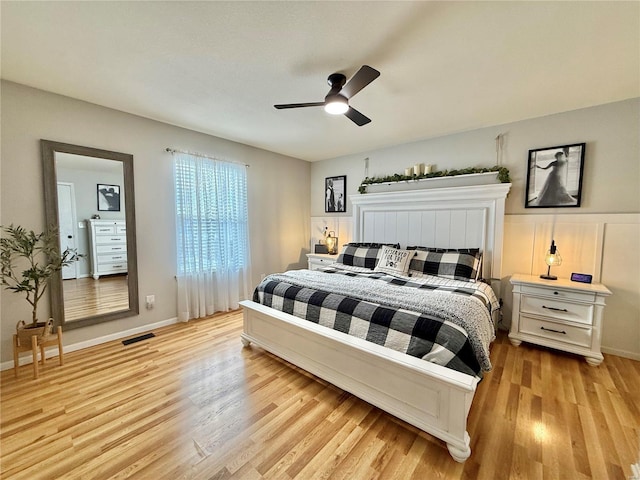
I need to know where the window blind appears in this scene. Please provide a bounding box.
[174,153,249,275]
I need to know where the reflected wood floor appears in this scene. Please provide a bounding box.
[1,310,639,479]
[63,275,129,321]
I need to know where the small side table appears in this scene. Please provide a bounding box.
[306,253,338,270]
[13,326,64,379]
[509,274,611,365]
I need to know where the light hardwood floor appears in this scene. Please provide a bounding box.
[1,310,639,479]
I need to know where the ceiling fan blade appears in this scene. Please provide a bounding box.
[274,102,324,109]
[344,106,371,126]
[340,65,380,99]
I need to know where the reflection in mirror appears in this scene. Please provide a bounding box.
[42,141,139,331]
[57,154,129,321]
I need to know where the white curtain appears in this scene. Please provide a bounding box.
[173,151,251,321]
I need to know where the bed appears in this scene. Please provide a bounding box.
[240,183,511,462]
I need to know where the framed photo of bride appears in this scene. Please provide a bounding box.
[525,142,585,208]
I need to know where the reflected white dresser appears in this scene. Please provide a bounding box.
[86,219,128,279]
[509,273,611,365]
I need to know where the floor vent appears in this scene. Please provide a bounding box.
[122,333,155,345]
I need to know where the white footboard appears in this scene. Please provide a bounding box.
[240,300,479,462]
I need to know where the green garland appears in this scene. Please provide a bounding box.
[358,165,510,194]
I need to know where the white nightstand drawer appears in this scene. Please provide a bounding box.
[520,316,592,348]
[307,254,338,271]
[521,285,595,303]
[521,295,593,326]
[312,257,335,266]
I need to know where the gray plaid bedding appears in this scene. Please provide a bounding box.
[253,267,499,378]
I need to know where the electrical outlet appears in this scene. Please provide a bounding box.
[145,295,155,310]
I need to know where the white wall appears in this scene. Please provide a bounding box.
[311,99,639,217]
[311,98,640,360]
[0,81,310,363]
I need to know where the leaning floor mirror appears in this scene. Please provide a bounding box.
[41,140,139,330]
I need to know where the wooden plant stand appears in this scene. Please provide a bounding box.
[12,326,64,379]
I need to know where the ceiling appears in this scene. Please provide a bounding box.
[2,1,638,162]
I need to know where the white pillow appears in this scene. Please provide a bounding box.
[374,245,414,276]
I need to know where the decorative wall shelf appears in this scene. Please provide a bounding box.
[360,171,502,194]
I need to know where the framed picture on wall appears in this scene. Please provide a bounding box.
[97,184,121,211]
[325,175,346,213]
[525,143,585,208]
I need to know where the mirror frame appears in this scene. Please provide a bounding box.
[41,140,139,330]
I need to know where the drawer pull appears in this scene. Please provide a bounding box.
[541,326,567,335]
[542,305,568,313]
[113,265,123,268]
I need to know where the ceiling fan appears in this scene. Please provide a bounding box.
[274,65,380,126]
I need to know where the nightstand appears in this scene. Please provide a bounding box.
[509,273,611,366]
[306,253,338,270]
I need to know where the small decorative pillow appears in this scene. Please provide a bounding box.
[407,247,482,282]
[374,245,414,276]
[336,243,400,269]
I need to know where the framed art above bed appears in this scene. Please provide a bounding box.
[325,175,346,213]
[525,143,585,208]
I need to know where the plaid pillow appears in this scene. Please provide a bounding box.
[336,243,399,269]
[407,247,482,282]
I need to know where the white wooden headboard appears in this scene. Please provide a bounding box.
[350,183,511,281]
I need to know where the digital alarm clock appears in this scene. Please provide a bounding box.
[571,272,593,284]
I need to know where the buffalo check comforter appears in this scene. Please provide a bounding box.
[253,266,499,378]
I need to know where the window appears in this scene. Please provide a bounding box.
[174,152,249,276]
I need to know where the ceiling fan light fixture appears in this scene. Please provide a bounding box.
[324,96,348,115]
[274,66,379,125]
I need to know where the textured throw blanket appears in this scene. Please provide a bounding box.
[265,269,495,372]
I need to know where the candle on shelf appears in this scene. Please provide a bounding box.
[424,164,433,174]
[405,167,412,176]
[413,163,424,176]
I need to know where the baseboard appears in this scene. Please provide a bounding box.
[2,316,179,371]
[601,346,640,362]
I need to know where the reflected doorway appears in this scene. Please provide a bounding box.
[57,182,79,280]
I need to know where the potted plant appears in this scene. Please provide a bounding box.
[0,224,78,345]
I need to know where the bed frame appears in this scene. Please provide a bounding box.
[240,183,511,462]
